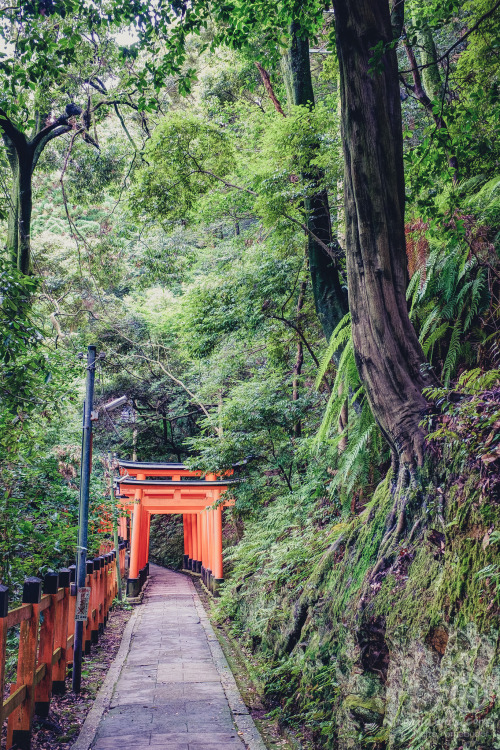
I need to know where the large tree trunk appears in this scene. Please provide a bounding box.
[7,176,20,268]
[5,146,34,274]
[306,189,347,342]
[292,279,306,438]
[333,0,437,467]
[5,138,20,269]
[2,108,74,274]
[17,151,33,275]
[281,23,348,343]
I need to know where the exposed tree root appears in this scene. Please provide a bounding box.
[366,455,437,594]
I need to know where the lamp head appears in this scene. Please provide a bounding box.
[103,395,128,412]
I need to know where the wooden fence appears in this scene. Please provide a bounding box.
[0,543,127,750]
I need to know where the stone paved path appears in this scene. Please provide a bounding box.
[91,565,249,750]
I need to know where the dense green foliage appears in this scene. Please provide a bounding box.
[1,0,500,746]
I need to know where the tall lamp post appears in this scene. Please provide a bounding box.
[73,345,97,693]
[108,451,123,602]
[72,346,127,693]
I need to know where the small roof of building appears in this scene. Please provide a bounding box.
[118,460,188,470]
[117,478,236,486]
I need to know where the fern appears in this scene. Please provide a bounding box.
[409,220,490,383]
[315,313,351,389]
[329,404,377,499]
[476,563,500,583]
[421,321,448,357]
[466,175,500,224]
[418,306,440,343]
[315,319,387,506]
[407,267,423,318]
[316,336,357,443]
[442,319,462,385]
[316,389,346,445]
[464,273,486,329]
[457,367,500,393]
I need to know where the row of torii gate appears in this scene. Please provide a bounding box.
[115,460,235,596]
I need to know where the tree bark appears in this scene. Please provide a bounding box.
[18,149,33,275]
[281,23,348,344]
[292,280,306,438]
[7,170,20,268]
[333,0,437,467]
[281,25,315,108]
[255,62,286,116]
[4,138,33,274]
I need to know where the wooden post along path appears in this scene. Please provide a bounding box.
[0,551,123,749]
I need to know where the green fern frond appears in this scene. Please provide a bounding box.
[330,413,376,498]
[418,307,440,343]
[316,390,346,444]
[316,338,356,443]
[406,269,422,301]
[440,297,460,319]
[453,279,473,307]
[315,313,351,389]
[441,263,458,300]
[466,174,500,223]
[464,272,487,330]
[442,319,462,384]
[422,321,449,356]
[458,368,500,392]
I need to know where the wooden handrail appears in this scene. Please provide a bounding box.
[4,603,32,629]
[52,647,62,665]
[39,595,52,613]
[0,551,122,749]
[1,685,27,722]
[34,663,47,686]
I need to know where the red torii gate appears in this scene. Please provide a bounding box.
[115,461,234,596]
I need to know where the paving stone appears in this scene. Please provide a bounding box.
[150,732,238,745]
[152,687,186,702]
[93,734,152,749]
[97,718,155,737]
[110,692,156,707]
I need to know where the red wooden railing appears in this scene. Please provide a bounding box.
[0,544,127,750]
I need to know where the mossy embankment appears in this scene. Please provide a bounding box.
[212,465,500,750]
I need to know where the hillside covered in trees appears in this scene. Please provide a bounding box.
[1,0,500,747]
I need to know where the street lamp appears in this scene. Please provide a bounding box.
[72,345,127,693]
[73,346,97,693]
[103,395,128,412]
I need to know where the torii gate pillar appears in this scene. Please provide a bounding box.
[213,505,223,587]
[183,514,201,574]
[127,473,146,597]
[191,514,199,572]
[183,515,189,570]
